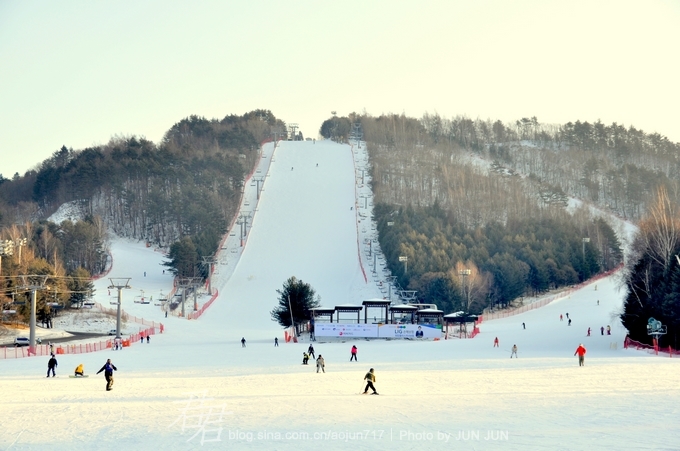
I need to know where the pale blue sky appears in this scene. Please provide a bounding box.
[1,0,678,177]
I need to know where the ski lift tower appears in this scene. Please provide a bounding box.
[647,317,667,355]
[288,123,299,141]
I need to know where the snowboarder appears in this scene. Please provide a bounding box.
[308,344,315,359]
[47,355,58,377]
[601,326,604,335]
[74,363,85,377]
[510,344,518,358]
[587,327,591,337]
[96,358,117,391]
[274,337,279,347]
[363,368,378,394]
[493,337,499,347]
[302,352,309,365]
[574,343,587,366]
[568,318,572,326]
[241,337,246,347]
[316,355,325,373]
[560,314,563,321]
[607,325,611,335]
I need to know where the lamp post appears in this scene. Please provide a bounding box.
[459,269,471,312]
[399,256,408,275]
[582,237,590,271]
[108,278,131,339]
[0,239,14,276]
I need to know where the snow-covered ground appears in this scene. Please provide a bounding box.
[1,139,679,451]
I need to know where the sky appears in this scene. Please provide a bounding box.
[1,0,679,178]
[1,138,678,450]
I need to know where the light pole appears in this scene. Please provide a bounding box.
[582,237,590,272]
[108,278,131,339]
[399,256,408,275]
[459,269,471,312]
[0,239,14,276]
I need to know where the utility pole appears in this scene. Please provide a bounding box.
[108,278,131,339]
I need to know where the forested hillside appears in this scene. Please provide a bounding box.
[0,110,287,321]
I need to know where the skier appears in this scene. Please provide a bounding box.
[241,337,246,347]
[493,337,499,347]
[49,342,54,354]
[140,336,143,344]
[316,355,325,373]
[607,325,611,335]
[566,313,569,319]
[274,337,279,347]
[47,354,58,377]
[308,344,315,359]
[568,318,572,326]
[74,363,85,377]
[600,326,604,335]
[510,344,518,358]
[587,327,591,337]
[560,314,563,321]
[574,343,587,366]
[522,322,526,330]
[96,358,117,391]
[146,336,150,344]
[363,368,378,395]
[597,300,599,306]
[350,345,358,362]
[302,352,309,365]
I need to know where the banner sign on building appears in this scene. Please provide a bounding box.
[314,323,378,338]
[377,324,441,339]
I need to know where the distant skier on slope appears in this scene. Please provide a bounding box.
[241,337,246,347]
[493,337,499,347]
[308,344,315,359]
[74,363,85,377]
[587,327,591,337]
[316,355,325,373]
[47,355,58,377]
[96,359,117,391]
[363,368,378,395]
[350,345,358,361]
[510,344,518,358]
[574,344,587,366]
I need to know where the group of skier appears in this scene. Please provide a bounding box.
[44,354,117,390]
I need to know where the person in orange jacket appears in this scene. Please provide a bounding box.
[574,343,587,366]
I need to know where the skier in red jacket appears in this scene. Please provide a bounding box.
[574,344,587,366]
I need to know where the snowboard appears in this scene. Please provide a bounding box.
[69,375,90,378]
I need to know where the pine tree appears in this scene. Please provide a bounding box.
[270,277,320,334]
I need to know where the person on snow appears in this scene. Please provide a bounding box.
[350,345,358,362]
[241,337,246,347]
[96,358,118,391]
[363,368,378,395]
[274,337,279,347]
[308,344,315,359]
[510,344,518,358]
[560,314,563,321]
[74,363,85,377]
[568,318,572,326]
[47,355,58,377]
[316,355,325,373]
[493,337,499,347]
[601,326,604,335]
[607,325,611,335]
[566,313,569,319]
[146,335,150,344]
[302,352,309,365]
[522,322,526,330]
[574,344,587,366]
[587,327,591,337]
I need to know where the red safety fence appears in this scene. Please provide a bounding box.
[479,265,623,323]
[93,302,163,330]
[624,336,679,357]
[187,290,219,320]
[0,326,159,359]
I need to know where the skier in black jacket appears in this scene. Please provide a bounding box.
[96,359,118,391]
[47,355,58,377]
